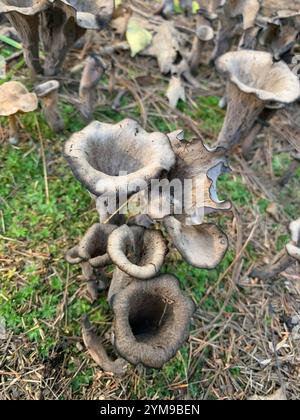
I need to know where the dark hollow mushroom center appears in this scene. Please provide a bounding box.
[128,292,174,342]
[86,140,149,176]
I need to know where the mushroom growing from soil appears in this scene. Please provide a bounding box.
[65,223,117,301]
[0,81,38,145]
[163,216,228,269]
[0,0,49,74]
[82,315,127,376]
[188,13,215,71]
[251,218,300,281]
[112,274,195,368]
[35,80,64,133]
[107,225,167,280]
[216,50,300,150]
[64,118,176,222]
[79,54,106,120]
[41,0,114,76]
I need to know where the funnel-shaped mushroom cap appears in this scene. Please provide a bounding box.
[35,80,59,97]
[108,267,132,306]
[0,81,38,116]
[163,216,228,269]
[0,0,49,15]
[217,50,300,103]
[113,274,195,368]
[227,0,260,30]
[64,119,176,197]
[51,0,114,29]
[66,223,117,268]
[107,225,167,280]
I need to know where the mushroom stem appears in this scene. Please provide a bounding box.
[82,316,127,376]
[250,253,294,281]
[41,90,64,133]
[79,55,106,121]
[7,13,42,75]
[8,114,19,145]
[217,82,265,149]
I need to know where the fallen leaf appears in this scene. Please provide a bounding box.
[266,202,279,221]
[126,19,152,57]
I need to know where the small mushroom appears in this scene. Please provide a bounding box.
[0,81,38,145]
[64,119,176,222]
[112,274,195,368]
[79,54,106,121]
[216,50,300,150]
[163,216,228,269]
[286,218,300,262]
[65,223,117,301]
[188,13,215,71]
[0,0,49,74]
[35,80,64,133]
[82,315,127,376]
[107,225,167,280]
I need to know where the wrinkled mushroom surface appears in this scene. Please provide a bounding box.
[113,274,195,368]
[163,216,228,269]
[64,119,176,198]
[35,80,64,133]
[107,225,167,280]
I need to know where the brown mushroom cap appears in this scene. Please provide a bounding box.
[216,50,300,103]
[0,81,38,116]
[113,274,195,368]
[35,80,60,98]
[64,118,176,197]
[107,225,167,280]
[163,216,228,269]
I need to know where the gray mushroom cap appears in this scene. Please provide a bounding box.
[112,274,195,369]
[35,80,60,98]
[64,118,176,197]
[107,225,167,280]
[227,0,260,30]
[216,50,300,103]
[163,216,228,269]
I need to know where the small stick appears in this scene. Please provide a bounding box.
[35,115,49,204]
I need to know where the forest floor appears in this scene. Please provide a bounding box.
[0,1,300,401]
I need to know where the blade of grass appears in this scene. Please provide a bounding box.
[0,35,22,50]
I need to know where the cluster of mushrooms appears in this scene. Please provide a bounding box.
[1,0,300,373]
[64,118,230,372]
